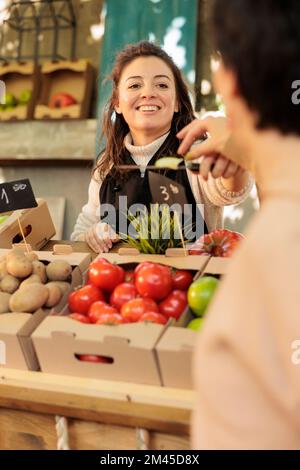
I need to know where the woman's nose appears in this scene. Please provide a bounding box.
[141,83,157,98]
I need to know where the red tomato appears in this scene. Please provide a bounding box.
[95,313,127,325]
[68,313,91,324]
[110,283,137,311]
[88,301,118,323]
[124,271,135,283]
[135,264,173,300]
[121,297,158,322]
[134,261,155,277]
[189,229,244,257]
[89,260,125,291]
[139,312,167,325]
[159,290,187,320]
[77,354,110,363]
[68,284,105,315]
[172,270,194,290]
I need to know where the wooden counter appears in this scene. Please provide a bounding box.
[0,368,193,450]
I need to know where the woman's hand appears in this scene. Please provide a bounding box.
[85,222,119,253]
[177,116,248,190]
[177,115,231,159]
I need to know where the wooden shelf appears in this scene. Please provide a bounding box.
[0,368,193,436]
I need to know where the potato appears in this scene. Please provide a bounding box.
[45,283,63,308]
[25,252,39,262]
[0,274,20,294]
[48,281,71,296]
[6,255,33,278]
[9,283,49,313]
[0,260,8,281]
[46,260,72,281]
[19,274,42,289]
[0,292,11,313]
[32,260,47,283]
[6,248,25,260]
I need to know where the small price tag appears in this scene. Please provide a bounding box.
[148,171,188,206]
[0,179,38,214]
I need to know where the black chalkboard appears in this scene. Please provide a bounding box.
[0,179,37,214]
[148,171,189,206]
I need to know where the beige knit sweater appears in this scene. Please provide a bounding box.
[71,132,253,241]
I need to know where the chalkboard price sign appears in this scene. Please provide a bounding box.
[0,179,38,214]
[148,171,188,206]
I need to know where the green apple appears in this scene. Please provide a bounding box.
[187,276,219,317]
[19,89,32,105]
[5,92,17,107]
[187,317,205,331]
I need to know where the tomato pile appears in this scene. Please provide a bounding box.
[67,258,194,326]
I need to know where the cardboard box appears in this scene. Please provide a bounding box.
[0,310,46,370]
[0,199,56,250]
[0,62,40,121]
[32,318,166,385]
[156,256,231,389]
[32,250,209,385]
[0,247,91,370]
[34,59,94,120]
[99,249,211,271]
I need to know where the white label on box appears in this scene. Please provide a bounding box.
[0,340,6,365]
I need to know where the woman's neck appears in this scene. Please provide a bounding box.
[243,130,300,199]
[130,128,171,146]
[124,131,170,159]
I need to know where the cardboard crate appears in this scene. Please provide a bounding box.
[34,59,94,120]
[32,250,209,385]
[0,62,40,121]
[156,256,231,389]
[0,199,56,250]
[32,318,166,386]
[0,247,91,370]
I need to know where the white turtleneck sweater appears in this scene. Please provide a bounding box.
[123,132,168,177]
[70,132,253,241]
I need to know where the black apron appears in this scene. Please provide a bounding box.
[99,136,208,241]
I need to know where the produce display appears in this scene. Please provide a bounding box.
[0,90,32,111]
[67,258,194,326]
[189,229,244,257]
[0,248,73,314]
[48,92,77,109]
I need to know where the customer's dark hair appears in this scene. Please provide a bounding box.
[211,0,300,135]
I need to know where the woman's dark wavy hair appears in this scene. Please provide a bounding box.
[95,41,195,179]
[211,0,300,135]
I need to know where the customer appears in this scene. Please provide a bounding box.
[71,41,252,252]
[177,0,300,450]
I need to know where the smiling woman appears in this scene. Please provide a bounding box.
[70,41,253,253]
[114,57,178,145]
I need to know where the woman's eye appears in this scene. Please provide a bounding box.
[128,83,141,89]
[157,83,168,89]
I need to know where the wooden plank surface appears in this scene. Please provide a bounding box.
[0,408,190,450]
[0,369,194,436]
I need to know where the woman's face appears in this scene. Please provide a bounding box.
[115,56,178,144]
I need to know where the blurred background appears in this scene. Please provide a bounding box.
[0,0,258,239]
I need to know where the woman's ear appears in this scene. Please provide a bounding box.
[174,100,179,113]
[114,103,122,114]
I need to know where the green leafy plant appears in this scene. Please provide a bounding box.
[119,204,193,254]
